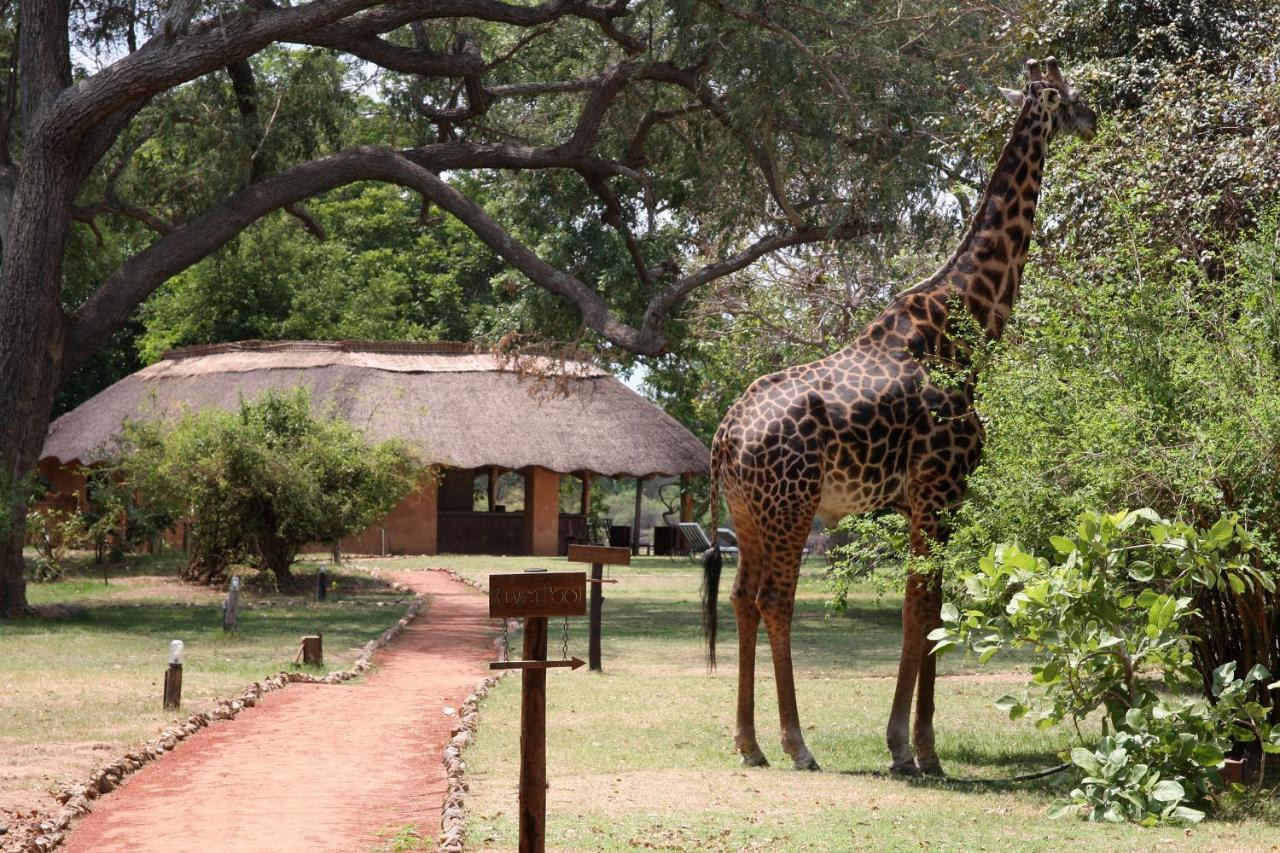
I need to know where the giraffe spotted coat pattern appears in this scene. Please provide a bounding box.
[703,58,1098,775]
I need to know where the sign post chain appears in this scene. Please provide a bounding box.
[519,615,548,853]
[588,562,604,671]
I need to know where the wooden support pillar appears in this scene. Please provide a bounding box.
[632,477,644,556]
[523,467,561,556]
[680,473,695,523]
[579,472,592,516]
[519,616,548,853]
[488,467,500,512]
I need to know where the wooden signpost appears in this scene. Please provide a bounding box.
[566,544,630,672]
[488,570,586,853]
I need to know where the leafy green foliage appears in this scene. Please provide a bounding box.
[136,182,510,362]
[24,508,88,582]
[114,389,426,585]
[935,509,1278,823]
[1048,661,1280,825]
[80,469,173,566]
[823,513,914,613]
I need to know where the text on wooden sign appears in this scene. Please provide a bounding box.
[489,572,587,618]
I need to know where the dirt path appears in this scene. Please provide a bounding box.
[63,570,493,853]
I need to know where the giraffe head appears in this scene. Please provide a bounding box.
[1000,57,1097,141]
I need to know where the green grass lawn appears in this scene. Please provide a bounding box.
[0,552,409,816]
[359,554,1280,852]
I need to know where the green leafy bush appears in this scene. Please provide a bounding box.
[24,507,88,582]
[116,389,427,585]
[935,509,1278,824]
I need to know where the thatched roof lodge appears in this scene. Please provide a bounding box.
[40,341,709,557]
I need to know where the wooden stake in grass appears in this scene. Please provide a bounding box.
[299,634,323,666]
[163,640,184,711]
[317,566,329,601]
[566,545,630,672]
[222,576,240,634]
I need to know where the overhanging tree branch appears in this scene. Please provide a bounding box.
[66,144,870,368]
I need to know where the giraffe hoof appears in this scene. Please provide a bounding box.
[915,759,945,777]
[792,756,822,772]
[741,750,769,768]
[889,761,920,778]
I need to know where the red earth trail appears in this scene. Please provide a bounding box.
[63,570,493,853]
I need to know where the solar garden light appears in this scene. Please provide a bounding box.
[163,640,184,710]
[317,565,328,601]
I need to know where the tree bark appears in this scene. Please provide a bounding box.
[258,535,297,587]
[0,152,77,616]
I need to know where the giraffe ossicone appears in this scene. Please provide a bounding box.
[703,58,1097,775]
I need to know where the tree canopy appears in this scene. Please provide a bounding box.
[0,0,1009,614]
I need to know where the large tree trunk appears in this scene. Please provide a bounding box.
[0,153,77,617]
[258,535,297,588]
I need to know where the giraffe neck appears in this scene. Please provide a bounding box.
[940,99,1052,338]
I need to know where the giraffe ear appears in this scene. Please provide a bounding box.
[999,87,1024,108]
[1038,87,1062,111]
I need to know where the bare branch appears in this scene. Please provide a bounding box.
[300,31,486,77]
[226,59,264,186]
[74,199,175,235]
[633,61,809,228]
[162,0,203,39]
[284,202,327,240]
[623,102,703,167]
[583,173,653,287]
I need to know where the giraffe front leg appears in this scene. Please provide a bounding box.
[731,592,768,767]
[759,593,820,771]
[913,572,945,776]
[886,571,930,776]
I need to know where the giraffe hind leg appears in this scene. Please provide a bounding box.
[755,510,820,771]
[728,510,768,766]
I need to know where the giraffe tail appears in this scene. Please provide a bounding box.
[701,472,723,673]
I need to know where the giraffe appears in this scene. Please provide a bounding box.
[702,58,1097,775]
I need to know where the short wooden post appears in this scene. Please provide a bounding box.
[163,640,184,710]
[163,664,183,710]
[222,576,240,633]
[316,566,328,601]
[566,545,630,673]
[300,634,323,666]
[519,616,548,853]
[588,563,603,670]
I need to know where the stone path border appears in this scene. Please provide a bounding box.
[430,568,511,853]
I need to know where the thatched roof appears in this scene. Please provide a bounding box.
[43,341,709,478]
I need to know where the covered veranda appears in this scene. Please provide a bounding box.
[40,341,710,557]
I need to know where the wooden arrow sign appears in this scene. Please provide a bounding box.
[489,657,585,671]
